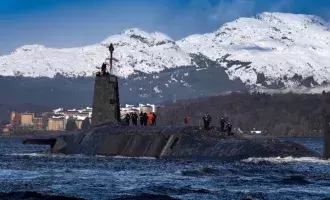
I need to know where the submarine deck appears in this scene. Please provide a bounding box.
[23,125,319,159]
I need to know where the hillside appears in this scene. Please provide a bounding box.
[157,92,330,137]
[178,12,330,88]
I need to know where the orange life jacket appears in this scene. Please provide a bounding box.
[148,114,154,120]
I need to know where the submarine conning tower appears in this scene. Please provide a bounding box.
[91,43,120,126]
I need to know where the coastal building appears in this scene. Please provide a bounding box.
[10,112,15,124]
[119,103,158,119]
[62,109,81,118]
[8,104,161,131]
[48,118,65,131]
[53,108,64,114]
[75,120,83,130]
[41,112,53,130]
[33,117,44,130]
[10,111,21,126]
[138,104,158,113]
[52,107,93,121]
[140,105,153,114]
[251,129,262,135]
[20,113,34,126]
[120,105,139,118]
[1,124,11,135]
[71,112,90,120]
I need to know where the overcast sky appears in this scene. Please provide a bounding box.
[1,0,330,54]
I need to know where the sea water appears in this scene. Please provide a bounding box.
[0,138,329,200]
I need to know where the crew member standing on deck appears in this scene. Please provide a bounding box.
[148,112,154,126]
[101,63,107,75]
[152,112,157,126]
[143,112,148,126]
[220,118,226,132]
[202,113,212,130]
[139,111,144,126]
[131,113,138,126]
[124,113,131,126]
[226,122,232,135]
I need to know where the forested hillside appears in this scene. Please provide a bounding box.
[157,92,330,137]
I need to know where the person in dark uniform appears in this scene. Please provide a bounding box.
[202,113,212,130]
[101,63,107,75]
[226,122,232,135]
[143,112,148,126]
[131,113,138,126]
[152,112,157,126]
[139,111,144,126]
[220,118,226,132]
[124,113,131,126]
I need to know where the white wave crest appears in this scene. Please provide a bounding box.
[113,156,156,160]
[8,153,156,159]
[242,157,330,164]
[8,153,54,157]
[7,153,87,158]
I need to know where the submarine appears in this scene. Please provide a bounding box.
[23,43,329,160]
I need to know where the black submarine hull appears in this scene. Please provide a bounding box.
[23,126,319,159]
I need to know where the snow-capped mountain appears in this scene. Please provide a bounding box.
[178,12,330,88]
[1,12,330,89]
[0,28,191,78]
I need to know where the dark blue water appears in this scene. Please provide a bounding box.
[0,138,329,200]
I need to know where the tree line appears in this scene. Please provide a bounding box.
[156,92,330,137]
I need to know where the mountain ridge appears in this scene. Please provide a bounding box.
[178,12,330,88]
[1,12,330,90]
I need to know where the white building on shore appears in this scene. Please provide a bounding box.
[51,104,159,122]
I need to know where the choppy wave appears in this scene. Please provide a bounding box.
[112,194,178,200]
[0,192,81,200]
[113,156,156,160]
[6,153,91,158]
[7,153,61,157]
[242,157,330,164]
[149,185,216,195]
[0,169,41,180]
[281,175,311,185]
[177,167,221,177]
[6,153,156,160]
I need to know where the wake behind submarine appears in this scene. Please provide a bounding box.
[23,43,330,160]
